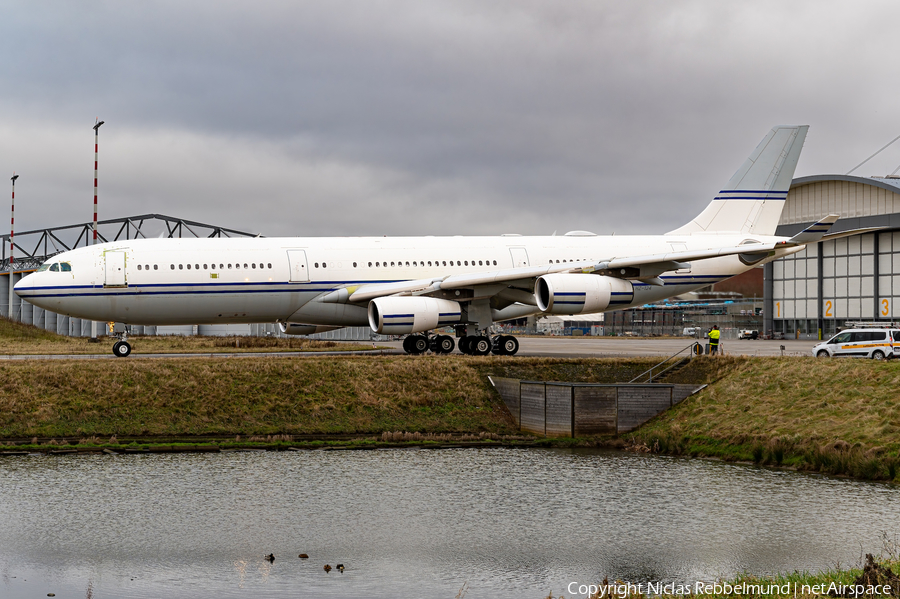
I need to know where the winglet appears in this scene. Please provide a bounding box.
[787,214,840,244]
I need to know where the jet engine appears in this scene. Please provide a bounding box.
[535,273,634,315]
[368,297,462,334]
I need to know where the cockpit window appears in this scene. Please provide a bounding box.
[38,261,72,272]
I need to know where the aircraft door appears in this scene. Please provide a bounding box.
[509,247,530,268]
[287,250,310,283]
[104,251,127,288]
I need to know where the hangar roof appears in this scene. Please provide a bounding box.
[779,174,900,233]
[792,174,900,194]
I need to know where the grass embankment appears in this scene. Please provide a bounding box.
[0,355,697,445]
[633,356,900,482]
[0,317,373,354]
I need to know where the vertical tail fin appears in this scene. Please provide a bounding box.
[668,125,809,236]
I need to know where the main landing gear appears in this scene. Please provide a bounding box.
[401,333,519,356]
[458,334,519,356]
[402,334,456,355]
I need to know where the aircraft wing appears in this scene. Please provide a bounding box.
[339,220,844,303]
[340,243,777,303]
[344,263,586,303]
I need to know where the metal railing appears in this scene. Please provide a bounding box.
[628,342,702,384]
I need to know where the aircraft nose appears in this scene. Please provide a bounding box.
[13,272,34,296]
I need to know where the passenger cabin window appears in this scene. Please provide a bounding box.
[138,265,142,270]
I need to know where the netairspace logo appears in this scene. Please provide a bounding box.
[566,581,895,597]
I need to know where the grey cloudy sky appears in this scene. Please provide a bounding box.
[2,0,900,237]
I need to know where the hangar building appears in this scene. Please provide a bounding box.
[765,175,900,339]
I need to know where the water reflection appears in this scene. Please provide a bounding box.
[0,448,897,598]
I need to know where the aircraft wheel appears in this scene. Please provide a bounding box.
[411,335,429,354]
[458,336,470,355]
[491,337,505,355]
[113,341,132,358]
[472,336,492,356]
[402,336,415,354]
[500,335,519,356]
[437,335,455,354]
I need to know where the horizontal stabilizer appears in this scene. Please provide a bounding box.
[787,214,839,244]
[819,226,886,243]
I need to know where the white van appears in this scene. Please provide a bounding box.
[812,328,900,360]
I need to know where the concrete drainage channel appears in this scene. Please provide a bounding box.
[489,376,705,437]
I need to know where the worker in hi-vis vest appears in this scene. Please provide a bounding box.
[708,325,721,355]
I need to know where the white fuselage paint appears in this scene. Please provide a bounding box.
[14,233,793,327]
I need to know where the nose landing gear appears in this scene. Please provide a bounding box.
[112,340,132,357]
[109,323,132,357]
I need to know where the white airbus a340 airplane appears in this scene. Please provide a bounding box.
[16,125,845,357]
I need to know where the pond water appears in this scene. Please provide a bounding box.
[0,448,898,598]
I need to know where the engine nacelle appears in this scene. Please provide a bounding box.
[278,323,343,336]
[535,274,634,314]
[368,297,462,334]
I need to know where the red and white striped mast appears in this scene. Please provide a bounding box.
[8,173,18,321]
[90,119,104,341]
[92,118,104,244]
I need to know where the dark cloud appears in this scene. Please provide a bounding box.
[2,1,900,237]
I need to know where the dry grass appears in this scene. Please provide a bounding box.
[634,356,900,480]
[0,356,517,438]
[0,317,373,354]
[0,354,715,441]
